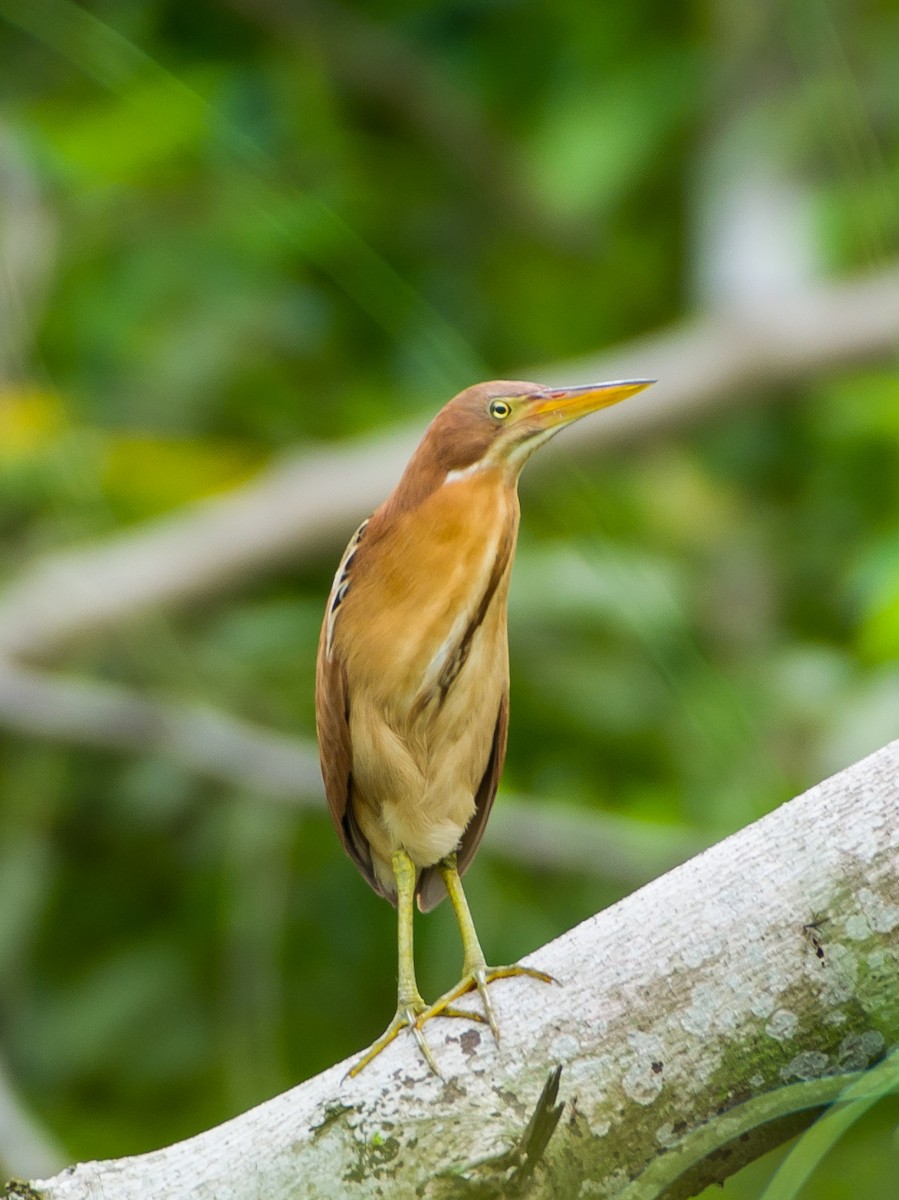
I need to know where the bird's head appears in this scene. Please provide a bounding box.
[423,378,655,480]
[384,378,655,515]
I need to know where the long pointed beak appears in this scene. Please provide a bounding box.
[526,379,655,427]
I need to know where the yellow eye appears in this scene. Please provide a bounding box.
[489,398,512,420]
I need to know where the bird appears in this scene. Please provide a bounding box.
[315,376,654,1076]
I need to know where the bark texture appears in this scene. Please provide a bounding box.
[8,740,898,1200]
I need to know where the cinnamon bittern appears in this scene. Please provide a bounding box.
[316,377,653,1076]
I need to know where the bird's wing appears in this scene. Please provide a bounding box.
[316,644,365,874]
[316,617,394,903]
[416,688,509,913]
[316,517,391,897]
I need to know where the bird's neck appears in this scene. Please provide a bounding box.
[384,439,518,522]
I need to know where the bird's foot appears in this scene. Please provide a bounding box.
[347,996,486,1079]
[417,963,557,1044]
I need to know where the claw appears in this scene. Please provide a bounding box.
[417,963,556,1044]
[346,1002,429,1078]
[347,997,489,1078]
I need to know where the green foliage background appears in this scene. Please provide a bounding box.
[0,0,897,1194]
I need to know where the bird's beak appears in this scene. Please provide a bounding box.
[525,379,655,427]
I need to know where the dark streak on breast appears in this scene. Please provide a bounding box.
[435,523,515,709]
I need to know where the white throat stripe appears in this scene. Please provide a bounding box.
[444,462,485,484]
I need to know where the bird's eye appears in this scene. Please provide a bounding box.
[488,399,512,420]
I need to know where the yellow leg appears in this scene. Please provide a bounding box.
[416,852,556,1042]
[348,849,484,1078]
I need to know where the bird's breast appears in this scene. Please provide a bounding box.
[323,470,517,875]
[335,471,518,723]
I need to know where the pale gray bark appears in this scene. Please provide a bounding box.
[0,261,898,663]
[10,739,898,1200]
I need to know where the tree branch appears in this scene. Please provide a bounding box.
[1,263,898,662]
[0,661,701,884]
[0,1054,66,1183]
[11,739,898,1199]
[0,661,324,801]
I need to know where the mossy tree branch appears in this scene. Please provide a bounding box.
[6,740,898,1200]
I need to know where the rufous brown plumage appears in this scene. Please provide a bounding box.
[315,376,653,1075]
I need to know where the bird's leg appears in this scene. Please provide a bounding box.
[347,848,439,1076]
[416,852,556,1043]
[348,849,484,1078]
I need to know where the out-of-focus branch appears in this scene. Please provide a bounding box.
[0,264,897,662]
[0,661,702,884]
[551,263,899,445]
[0,1053,66,1181]
[0,661,324,802]
[488,796,701,884]
[0,127,57,376]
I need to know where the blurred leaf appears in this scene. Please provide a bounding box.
[0,386,67,458]
[759,1050,899,1200]
[27,939,207,1082]
[100,434,264,518]
[849,533,899,663]
[510,542,689,637]
[526,52,698,220]
[35,71,215,186]
[817,371,899,443]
